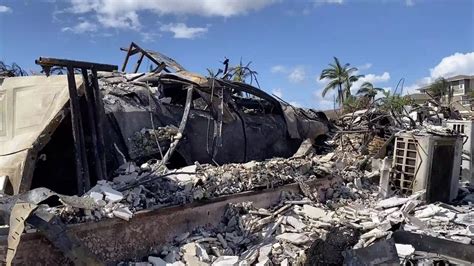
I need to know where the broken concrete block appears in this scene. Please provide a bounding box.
[181,242,197,257]
[167,165,197,185]
[319,152,334,163]
[148,256,167,266]
[276,233,310,245]
[113,207,133,221]
[414,205,440,218]
[293,139,314,157]
[302,205,327,220]
[395,244,415,258]
[88,191,104,203]
[360,228,389,240]
[375,197,409,209]
[255,257,271,266]
[183,254,209,266]
[284,216,306,231]
[195,243,210,262]
[257,243,272,262]
[101,186,124,203]
[378,157,392,198]
[212,256,239,266]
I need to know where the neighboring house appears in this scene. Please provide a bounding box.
[406,93,433,106]
[418,75,474,116]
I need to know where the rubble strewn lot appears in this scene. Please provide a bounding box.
[110,148,474,265]
[1,44,474,265]
[13,130,473,265]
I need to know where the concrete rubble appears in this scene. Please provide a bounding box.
[3,108,473,265]
[108,142,473,265]
[15,116,468,265]
[118,177,473,265]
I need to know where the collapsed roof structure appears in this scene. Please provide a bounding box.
[0,42,329,196]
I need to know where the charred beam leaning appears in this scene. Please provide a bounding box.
[81,69,104,182]
[160,85,194,166]
[66,67,90,194]
[35,58,118,193]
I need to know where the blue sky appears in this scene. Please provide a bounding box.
[0,0,473,109]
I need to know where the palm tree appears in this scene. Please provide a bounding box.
[357,82,384,103]
[320,57,363,106]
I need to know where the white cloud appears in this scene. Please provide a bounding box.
[404,52,474,94]
[64,0,276,30]
[405,0,414,6]
[351,72,391,93]
[271,65,306,83]
[358,63,372,70]
[62,21,98,33]
[97,11,140,30]
[430,52,474,79]
[0,5,12,13]
[160,23,208,39]
[272,88,283,98]
[140,32,160,43]
[288,66,306,83]
[314,0,343,4]
[270,65,286,73]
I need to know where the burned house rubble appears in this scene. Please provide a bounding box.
[0,43,473,265]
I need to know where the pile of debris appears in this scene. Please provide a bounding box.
[122,180,473,265]
[51,152,338,223]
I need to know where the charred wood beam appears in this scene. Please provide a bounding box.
[160,86,193,166]
[120,43,134,72]
[35,57,116,188]
[91,69,108,179]
[133,53,145,73]
[81,69,104,181]
[66,67,89,194]
[121,42,165,73]
[35,58,117,73]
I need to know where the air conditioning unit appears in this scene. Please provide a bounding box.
[443,120,474,184]
[391,132,462,203]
